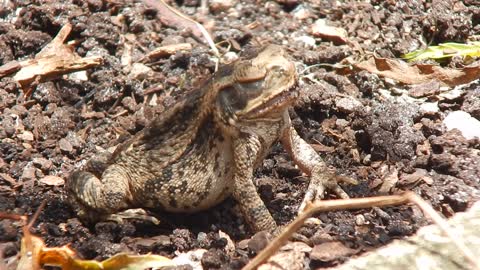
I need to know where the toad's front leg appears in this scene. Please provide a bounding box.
[280,113,357,213]
[232,134,277,232]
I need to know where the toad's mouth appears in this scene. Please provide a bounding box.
[241,83,298,119]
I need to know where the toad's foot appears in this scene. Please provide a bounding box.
[66,169,135,223]
[105,208,160,224]
[298,165,358,214]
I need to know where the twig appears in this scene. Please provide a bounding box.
[243,192,479,270]
[143,0,219,57]
[8,23,103,90]
[143,43,193,61]
[243,194,409,270]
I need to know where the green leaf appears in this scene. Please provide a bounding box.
[402,42,480,62]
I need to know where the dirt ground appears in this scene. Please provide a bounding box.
[1,0,480,269]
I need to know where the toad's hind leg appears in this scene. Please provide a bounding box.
[67,166,132,221]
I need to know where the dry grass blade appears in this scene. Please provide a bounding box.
[243,192,479,270]
[143,0,219,57]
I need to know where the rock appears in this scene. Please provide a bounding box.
[17,130,34,141]
[0,220,17,241]
[223,51,238,63]
[292,4,313,20]
[248,231,271,253]
[420,102,439,115]
[310,19,348,44]
[210,0,235,12]
[336,96,363,113]
[218,230,235,256]
[439,88,463,101]
[408,80,441,98]
[129,63,153,80]
[335,201,480,270]
[443,111,480,140]
[32,157,53,171]
[399,169,433,186]
[21,164,36,180]
[39,175,65,186]
[59,138,73,153]
[201,249,227,269]
[355,214,367,226]
[294,35,316,48]
[237,239,249,250]
[121,96,137,112]
[461,89,480,119]
[172,249,207,270]
[127,235,171,251]
[197,232,210,248]
[310,230,334,245]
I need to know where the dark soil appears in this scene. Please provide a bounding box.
[1,0,480,269]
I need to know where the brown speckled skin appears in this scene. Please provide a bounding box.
[67,45,350,232]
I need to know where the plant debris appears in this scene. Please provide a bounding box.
[0,23,102,92]
[403,42,480,62]
[352,56,480,87]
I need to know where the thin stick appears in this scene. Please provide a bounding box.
[242,194,409,270]
[243,192,479,270]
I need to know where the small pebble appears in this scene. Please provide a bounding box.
[210,0,235,12]
[248,231,271,253]
[336,97,363,113]
[443,111,480,140]
[17,131,34,141]
[59,138,73,153]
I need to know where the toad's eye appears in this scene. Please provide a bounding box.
[238,80,263,93]
[270,65,286,76]
[234,61,266,83]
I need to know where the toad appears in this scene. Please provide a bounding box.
[66,45,353,232]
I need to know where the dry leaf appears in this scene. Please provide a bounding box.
[9,23,102,90]
[378,167,399,193]
[143,0,219,57]
[353,56,480,87]
[399,169,434,186]
[2,203,174,270]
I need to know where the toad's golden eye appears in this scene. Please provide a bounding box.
[234,61,267,83]
[270,66,286,77]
